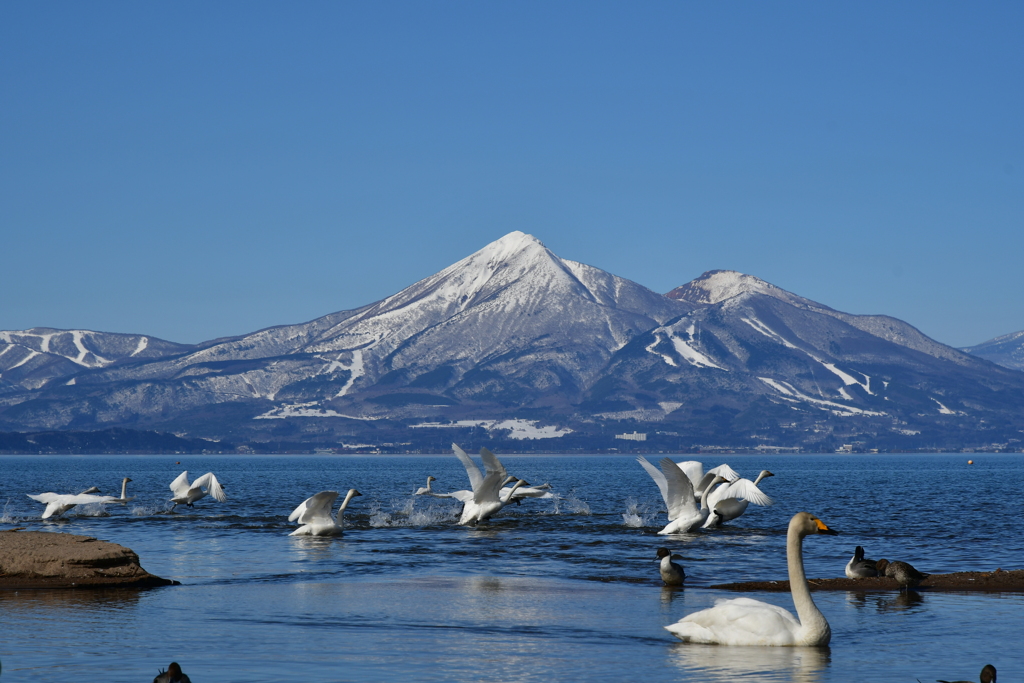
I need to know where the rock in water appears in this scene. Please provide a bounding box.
[0,531,176,588]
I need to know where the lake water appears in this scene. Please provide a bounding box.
[0,453,1020,682]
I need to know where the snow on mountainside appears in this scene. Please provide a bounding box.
[0,328,192,392]
[3,234,1024,452]
[963,330,1024,371]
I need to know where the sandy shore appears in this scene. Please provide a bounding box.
[711,569,1024,592]
[0,530,176,589]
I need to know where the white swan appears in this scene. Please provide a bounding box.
[107,477,135,504]
[676,461,740,498]
[413,476,437,495]
[702,470,775,528]
[636,457,728,534]
[666,511,839,646]
[27,490,118,519]
[499,480,554,504]
[169,471,227,509]
[288,489,362,536]
[449,443,526,525]
[845,545,878,578]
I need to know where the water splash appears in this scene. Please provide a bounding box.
[622,498,657,527]
[0,498,17,523]
[369,497,459,527]
[549,489,591,515]
[74,503,111,517]
[132,503,175,516]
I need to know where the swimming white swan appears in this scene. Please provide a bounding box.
[288,489,362,536]
[666,511,839,646]
[636,457,728,534]
[27,490,118,519]
[657,547,686,586]
[169,471,227,509]
[413,476,437,495]
[107,477,135,504]
[702,470,775,528]
[449,443,526,524]
[845,545,878,578]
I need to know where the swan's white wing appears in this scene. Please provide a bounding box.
[719,478,774,507]
[658,458,698,521]
[452,443,483,491]
[675,461,705,489]
[705,479,737,509]
[707,463,741,482]
[473,448,508,504]
[191,472,227,502]
[636,457,669,505]
[169,471,192,497]
[289,491,339,524]
[446,490,475,504]
[29,492,115,518]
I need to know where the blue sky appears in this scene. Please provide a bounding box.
[2,2,1021,347]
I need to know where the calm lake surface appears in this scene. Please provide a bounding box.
[0,453,1020,682]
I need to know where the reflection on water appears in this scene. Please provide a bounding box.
[2,454,1024,682]
[668,643,831,683]
[844,589,926,613]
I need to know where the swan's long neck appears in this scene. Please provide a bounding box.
[424,478,433,493]
[752,471,767,486]
[120,479,129,499]
[336,490,359,525]
[699,475,725,511]
[501,480,525,504]
[787,523,830,645]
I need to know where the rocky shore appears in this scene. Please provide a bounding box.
[711,569,1024,592]
[0,530,176,589]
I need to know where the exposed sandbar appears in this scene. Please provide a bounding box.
[711,569,1024,592]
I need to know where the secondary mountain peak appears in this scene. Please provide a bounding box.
[666,270,785,304]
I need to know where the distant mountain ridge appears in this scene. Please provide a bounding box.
[3,232,1023,452]
[962,330,1024,372]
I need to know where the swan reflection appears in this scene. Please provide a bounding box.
[669,643,830,683]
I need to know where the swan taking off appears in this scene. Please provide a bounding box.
[27,490,118,519]
[448,443,526,525]
[636,457,728,534]
[702,470,775,528]
[666,512,839,646]
[107,477,135,504]
[288,489,362,536]
[675,461,740,498]
[169,471,227,509]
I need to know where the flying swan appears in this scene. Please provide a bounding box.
[169,471,227,509]
[702,470,775,528]
[288,489,362,536]
[448,443,526,525]
[636,457,728,534]
[27,488,118,519]
[665,511,838,646]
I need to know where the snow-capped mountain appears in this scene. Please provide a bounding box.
[962,330,1024,371]
[3,233,1024,451]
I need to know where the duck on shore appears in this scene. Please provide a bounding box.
[845,545,878,578]
[876,558,929,590]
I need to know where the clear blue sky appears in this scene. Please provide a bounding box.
[2,2,1021,348]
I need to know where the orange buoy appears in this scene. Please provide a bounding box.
[968,459,974,465]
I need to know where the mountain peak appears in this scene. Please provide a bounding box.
[666,270,782,304]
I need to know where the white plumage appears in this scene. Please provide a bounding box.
[288,489,362,536]
[169,471,227,509]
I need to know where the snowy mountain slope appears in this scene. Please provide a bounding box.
[2,237,1024,451]
[0,328,193,392]
[962,330,1024,371]
[0,233,691,429]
